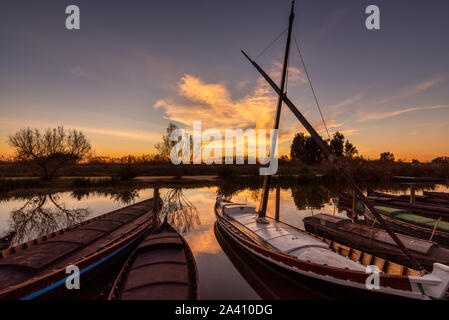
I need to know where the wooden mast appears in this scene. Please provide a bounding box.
[240,50,424,271]
[258,1,295,220]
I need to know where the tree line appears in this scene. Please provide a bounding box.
[4,125,449,180]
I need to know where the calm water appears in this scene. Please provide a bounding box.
[1,183,448,299]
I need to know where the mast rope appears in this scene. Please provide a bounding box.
[293,32,330,139]
[255,28,288,61]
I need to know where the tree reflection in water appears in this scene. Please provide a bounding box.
[70,189,140,206]
[290,185,332,210]
[161,188,200,234]
[8,193,90,246]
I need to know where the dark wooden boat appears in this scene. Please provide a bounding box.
[304,213,449,272]
[215,198,449,300]
[108,220,199,300]
[393,176,448,183]
[0,198,160,300]
[424,191,449,201]
[339,191,449,221]
[362,206,449,247]
[368,190,449,208]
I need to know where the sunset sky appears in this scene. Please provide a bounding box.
[0,0,448,161]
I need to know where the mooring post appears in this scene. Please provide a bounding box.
[410,183,416,204]
[153,185,160,222]
[352,189,357,220]
[275,178,280,221]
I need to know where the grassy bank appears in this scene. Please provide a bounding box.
[0,158,448,194]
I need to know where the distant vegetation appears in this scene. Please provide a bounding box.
[0,125,448,194]
[290,131,358,164]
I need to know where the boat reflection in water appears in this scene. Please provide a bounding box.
[7,193,90,246]
[214,222,330,300]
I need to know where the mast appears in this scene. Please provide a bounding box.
[240,50,424,271]
[258,1,295,220]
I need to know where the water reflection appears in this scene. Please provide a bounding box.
[8,193,90,246]
[290,185,333,210]
[0,183,447,299]
[161,188,200,233]
[71,189,140,206]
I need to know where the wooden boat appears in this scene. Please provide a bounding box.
[108,220,199,300]
[339,191,449,221]
[215,197,449,300]
[304,213,449,271]
[424,191,449,201]
[368,190,449,208]
[362,206,449,247]
[393,176,447,183]
[0,198,160,300]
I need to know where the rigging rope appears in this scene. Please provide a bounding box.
[255,28,288,61]
[293,32,330,139]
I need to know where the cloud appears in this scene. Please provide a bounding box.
[271,62,307,85]
[374,75,442,105]
[154,74,279,131]
[69,66,96,80]
[358,104,449,122]
[326,92,364,111]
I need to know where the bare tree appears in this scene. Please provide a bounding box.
[155,122,179,160]
[8,126,92,179]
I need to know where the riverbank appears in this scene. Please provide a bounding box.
[1,159,448,182]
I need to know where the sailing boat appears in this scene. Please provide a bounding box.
[215,1,449,299]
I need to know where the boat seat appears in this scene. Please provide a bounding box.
[132,248,187,269]
[121,283,189,300]
[137,234,184,251]
[122,256,189,292]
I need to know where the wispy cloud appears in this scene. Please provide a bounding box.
[374,75,442,105]
[69,66,96,80]
[358,104,449,122]
[326,92,364,111]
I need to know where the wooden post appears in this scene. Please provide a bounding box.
[153,186,160,223]
[352,189,357,220]
[275,179,280,221]
[410,184,416,204]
